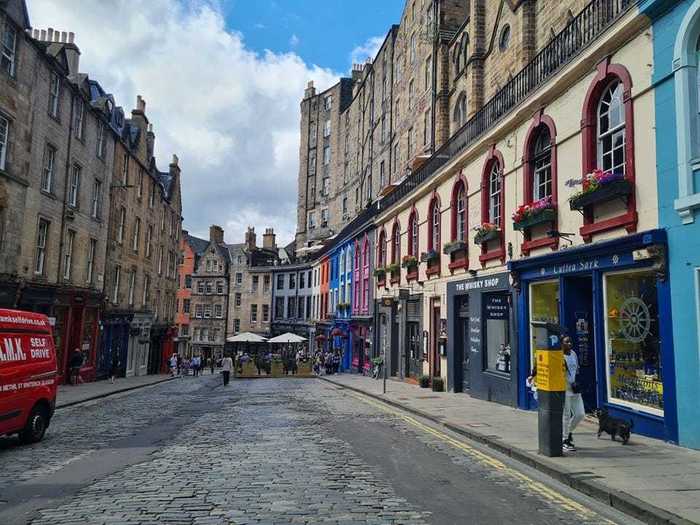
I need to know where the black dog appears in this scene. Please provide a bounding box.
[595,409,633,444]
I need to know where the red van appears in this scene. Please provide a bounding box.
[0,309,57,444]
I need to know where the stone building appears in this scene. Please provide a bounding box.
[270,261,313,340]
[188,225,228,361]
[174,231,208,357]
[0,1,115,383]
[226,227,278,336]
[99,91,182,378]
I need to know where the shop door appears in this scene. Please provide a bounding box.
[406,322,422,379]
[458,297,470,392]
[431,303,441,377]
[67,306,84,378]
[563,276,597,412]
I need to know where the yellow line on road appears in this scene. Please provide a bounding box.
[348,392,616,523]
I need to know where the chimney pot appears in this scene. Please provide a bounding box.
[40,29,46,40]
[68,32,75,44]
[136,95,146,112]
[61,31,67,43]
[209,225,224,244]
[171,154,179,166]
[47,28,54,41]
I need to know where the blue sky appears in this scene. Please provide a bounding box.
[222,0,404,72]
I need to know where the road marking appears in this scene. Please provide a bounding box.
[348,392,616,523]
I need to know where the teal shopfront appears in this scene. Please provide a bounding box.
[509,230,678,443]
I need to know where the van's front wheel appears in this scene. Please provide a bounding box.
[19,405,49,444]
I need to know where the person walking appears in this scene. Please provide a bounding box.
[192,355,200,377]
[562,335,585,452]
[69,348,83,386]
[169,353,178,377]
[221,353,233,386]
[109,351,120,384]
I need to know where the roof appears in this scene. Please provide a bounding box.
[185,234,209,256]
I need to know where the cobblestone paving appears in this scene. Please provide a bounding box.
[1,378,628,524]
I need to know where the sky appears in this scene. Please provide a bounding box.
[27,0,403,246]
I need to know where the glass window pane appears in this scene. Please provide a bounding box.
[529,281,560,370]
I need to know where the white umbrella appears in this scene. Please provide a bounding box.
[268,333,307,344]
[226,332,268,343]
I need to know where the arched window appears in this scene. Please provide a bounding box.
[451,179,467,242]
[597,81,626,175]
[531,125,553,201]
[454,93,468,128]
[463,34,470,64]
[428,197,440,251]
[488,162,502,227]
[392,222,401,263]
[377,230,387,268]
[408,211,419,257]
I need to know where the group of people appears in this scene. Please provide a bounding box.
[312,349,342,375]
[168,353,216,377]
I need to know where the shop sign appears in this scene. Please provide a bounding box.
[535,252,634,278]
[485,295,508,320]
[452,274,506,293]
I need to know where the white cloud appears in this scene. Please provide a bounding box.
[27,0,339,246]
[289,33,300,47]
[349,35,384,67]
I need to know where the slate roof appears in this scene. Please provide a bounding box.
[186,234,209,256]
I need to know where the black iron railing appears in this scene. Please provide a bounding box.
[380,0,634,211]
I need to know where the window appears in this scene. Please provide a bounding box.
[117,207,126,243]
[112,265,121,304]
[141,274,149,307]
[197,281,205,294]
[604,270,663,415]
[185,275,192,288]
[488,161,503,227]
[408,79,415,108]
[453,181,466,242]
[287,296,296,318]
[324,95,332,111]
[484,293,511,373]
[597,81,625,175]
[204,304,212,318]
[392,222,401,264]
[1,21,17,77]
[410,32,417,63]
[323,119,331,137]
[323,145,331,165]
[73,97,85,139]
[297,297,304,319]
[41,144,56,192]
[262,304,269,322]
[378,230,387,268]
[234,292,242,307]
[118,155,128,188]
[96,122,106,159]
[158,246,163,275]
[275,297,285,319]
[429,198,440,251]
[217,281,224,294]
[321,208,329,227]
[455,93,467,128]
[234,319,240,333]
[322,176,330,196]
[35,218,50,275]
[309,121,317,147]
[531,125,553,201]
[308,150,316,175]
[206,281,213,294]
[48,72,60,117]
[91,179,102,219]
[128,270,136,305]
[63,230,75,280]
[251,304,258,322]
[183,299,190,313]
[342,196,348,216]
[86,238,96,284]
[394,98,400,124]
[143,225,152,258]
[206,259,212,272]
[393,143,399,173]
[289,273,296,289]
[423,110,430,146]
[379,161,385,189]
[68,164,81,208]
[424,56,432,91]
[299,272,305,289]
[407,127,413,156]
[132,218,141,253]
[499,24,511,51]
[263,275,271,292]
[195,304,203,318]
[408,211,418,257]
[149,179,155,208]
[235,272,242,285]
[276,274,284,290]
[366,173,372,201]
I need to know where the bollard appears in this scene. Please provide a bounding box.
[533,322,566,457]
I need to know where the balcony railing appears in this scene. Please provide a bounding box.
[380,0,633,211]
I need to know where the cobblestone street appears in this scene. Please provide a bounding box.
[0,377,640,524]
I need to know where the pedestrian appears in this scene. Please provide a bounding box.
[562,335,585,452]
[110,351,120,384]
[69,348,83,386]
[169,352,178,377]
[209,357,214,375]
[221,353,233,386]
[193,355,200,377]
[525,366,538,401]
[177,354,182,376]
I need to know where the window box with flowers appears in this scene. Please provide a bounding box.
[386,263,400,284]
[374,267,386,279]
[402,255,419,281]
[569,170,632,211]
[443,240,466,256]
[513,197,557,231]
[421,250,440,277]
[473,223,501,245]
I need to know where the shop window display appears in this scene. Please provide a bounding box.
[529,281,559,368]
[484,293,511,373]
[604,270,663,415]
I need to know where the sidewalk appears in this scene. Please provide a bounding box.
[56,374,174,409]
[321,374,700,525]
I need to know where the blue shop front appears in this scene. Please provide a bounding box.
[509,230,678,442]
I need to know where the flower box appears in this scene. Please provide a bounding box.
[385,263,400,274]
[569,179,632,210]
[420,250,439,263]
[513,208,557,231]
[443,240,466,255]
[401,256,418,269]
[373,268,386,278]
[474,228,501,245]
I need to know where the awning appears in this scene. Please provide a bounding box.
[226,332,268,343]
[268,332,307,344]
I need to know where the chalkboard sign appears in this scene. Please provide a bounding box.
[469,316,481,355]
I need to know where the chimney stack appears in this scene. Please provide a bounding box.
[245,227,256,251]
[262,228,276,250]
[304,80,316,99]
[136,95,146,113]
[209,225,224,244]
[147,123,155,159]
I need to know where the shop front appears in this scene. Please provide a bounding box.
[330,321,351,372]
[446,273,516,406]
[99,312,133,379]
[510,230,678,442]
[375,297,399,377]
[126,312,152,377]
[349,319,372,374]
